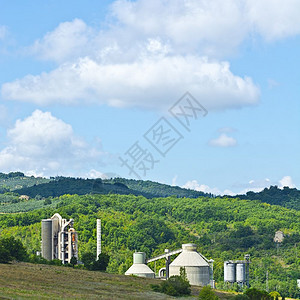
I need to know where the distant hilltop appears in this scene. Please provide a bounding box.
[0,172,299,210]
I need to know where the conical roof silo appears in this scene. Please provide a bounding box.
[169,243,211,286]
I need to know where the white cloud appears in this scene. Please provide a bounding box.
[184,176,298,197]
[2,55,259,111]
[209,133,237,147]
[0,110,104,176]
[182,180,234,196]
[236,178,272,194]
[86,169,108,179]
[30,19,93,63]
[246,0,300,41]
[279,175,295,188]
[3,0,300,110]
[111,0,300,54]
[171,175,178,186]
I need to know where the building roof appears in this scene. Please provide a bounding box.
[125,263,154,275]
[170,250,209,267]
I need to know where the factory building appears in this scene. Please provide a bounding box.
[41,213,78,264]
[169,244,214,287]
[131,243,215,287]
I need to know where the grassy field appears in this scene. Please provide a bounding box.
[0,262,234,299]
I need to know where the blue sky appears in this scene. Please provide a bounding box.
[0,0,299,195]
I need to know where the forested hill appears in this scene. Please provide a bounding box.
[231,185,300,211]
[14,176,209,199]
[0,172,50,192]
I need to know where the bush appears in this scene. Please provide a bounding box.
[244,288,272,300]
[151,275,191,297]
[81,251,110,271]
[199,286,219,300]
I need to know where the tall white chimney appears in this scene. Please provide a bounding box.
[96,219,101,260]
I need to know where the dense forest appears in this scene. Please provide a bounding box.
[233,185,300,211]
[0,192,299,298]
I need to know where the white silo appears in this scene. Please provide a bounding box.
[236,263,246,283]
[125,252,155,278]
[169,244,211,286]
[224,261,236,283]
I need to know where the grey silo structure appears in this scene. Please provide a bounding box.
[41,219,53,260]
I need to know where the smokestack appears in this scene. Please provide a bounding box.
[96,219,101,260]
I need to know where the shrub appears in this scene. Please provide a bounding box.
[244,288,272,300]
[199,286,219,300]
[151,275,191,297]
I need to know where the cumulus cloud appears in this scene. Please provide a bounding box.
[279,175,295,188]
[30,19,93,63]
[246,0,300,40]
[0,110,104,176]
[2,55,259,110]
[3,0,300,110]
[209,133,237,147]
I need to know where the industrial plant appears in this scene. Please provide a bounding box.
[41,215,102,264]
[41,214,253,290]
[125,243,215,287]
[41,213,78,264]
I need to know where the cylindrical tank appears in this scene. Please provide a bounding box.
[41,219,53,260]
[125,252,155,278]
[224,262,236,282]
[236,263,246,282]
[169,244,211,286]
[133,252,146,264]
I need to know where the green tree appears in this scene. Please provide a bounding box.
[0,236,27,262]
[92,253,110,271]
[198,286,219,300]
[81,252,95,270]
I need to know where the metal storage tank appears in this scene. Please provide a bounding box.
[125,252,155,278]
[224,262,236,283]
[169,244,210,286]
[236,263,246,283]
[41,219,53,260]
